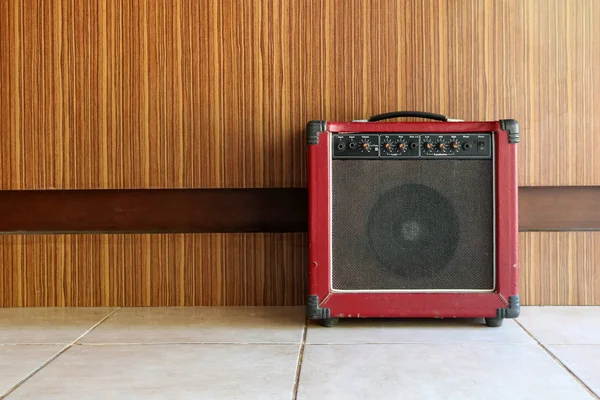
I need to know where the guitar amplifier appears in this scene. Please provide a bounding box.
[306,112,520,327]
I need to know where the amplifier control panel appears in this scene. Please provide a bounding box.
[380,135,420,158]
[333,134,380,159]
[333,133,492,159]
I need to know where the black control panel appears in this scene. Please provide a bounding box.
[380,135,419,158]
[333,133,492,159]
[333,134,380,159]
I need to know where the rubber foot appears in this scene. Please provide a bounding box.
[485,317,504,327]
[319,317,339,327]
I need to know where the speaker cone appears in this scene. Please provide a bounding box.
[367,184,460,279]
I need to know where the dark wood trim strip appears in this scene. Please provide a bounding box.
[0,186,597,233]
[0,189,308,234]
[518,186,600,232]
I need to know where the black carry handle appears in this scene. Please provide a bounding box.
[367,111,449,122]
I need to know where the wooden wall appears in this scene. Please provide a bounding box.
[520,232,600,306]
[0,234,307,307]
[1,0,599,306]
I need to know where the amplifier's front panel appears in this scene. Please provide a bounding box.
[330,132,494,292]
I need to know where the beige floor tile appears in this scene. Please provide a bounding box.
[9,344,299,400]
[548,345,600,396]
[298,343,593,400]
[81,307,305,344]
[0,308,117,344]
[306,317,533,344]
[0,345,64,397]
[518,307,600,344]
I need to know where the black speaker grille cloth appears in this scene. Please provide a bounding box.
[331,159,494,290]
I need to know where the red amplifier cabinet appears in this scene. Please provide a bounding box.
[306,112,519,327]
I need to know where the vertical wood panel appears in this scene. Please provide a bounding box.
[3,232,599,307]
[2,1,600,307]
[520,232,600,306]
[2,0,599,189]
[0,233,307,307]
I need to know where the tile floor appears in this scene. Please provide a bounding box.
[0,307,599,399]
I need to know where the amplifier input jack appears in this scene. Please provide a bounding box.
[337,142,347,151]
[348,142,357,149]
[410,142,417,149]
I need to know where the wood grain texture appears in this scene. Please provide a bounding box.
[1,0,599,189]
[2,232,599,307]
[520,232,600,306]
[1,0,599,307]
[0,233,307,307]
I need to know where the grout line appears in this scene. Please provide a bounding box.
[75,341,303,346]
[0,308,121,400]
[71,308,122,343]
[53,341,533,347]
[514,319,600,400]
[290,341,534,346]
[291,319,308,400]
[0,343,73,346]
